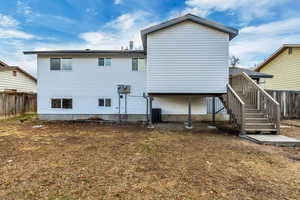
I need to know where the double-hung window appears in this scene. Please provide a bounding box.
[50,58,72,71]
[98,98,111,107]
[99,58,111,67]
[51,98,73,109]
[132,57,145,71]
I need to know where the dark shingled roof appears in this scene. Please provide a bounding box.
[141,13,239,50]
[229,67,273,79]
[23,50,146,57]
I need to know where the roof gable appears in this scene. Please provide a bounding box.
[141,13,239,50]
[255,44,300,72]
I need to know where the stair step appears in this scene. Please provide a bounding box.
[246,105,257,109]
[245,129,278,132]
[246,109,261,113]
[246,113,266,117]
[245,124,275,130]
[245,118,270,123]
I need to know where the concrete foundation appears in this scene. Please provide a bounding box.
[39,113,229,122]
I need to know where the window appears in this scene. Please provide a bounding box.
[288,47,293,55]
[62,98,72,109]
[105,99,111,107]
[132,58,145,71]
[12,71,17,76]
[50,58,72,71]
[132,58,138,71]
[61,58,72,71]
[51,98,72,109]
[51,98,62,108]
[98,58,111,67]
[99,98,111,107]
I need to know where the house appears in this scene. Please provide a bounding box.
[23,13,280,133]
[24,14,238,122]
[255,44,300,90]
[0,60,37,93]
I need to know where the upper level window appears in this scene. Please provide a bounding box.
[12,71,17,76]
[50,58,72,71]
[98,58,111,67]
[288,47,293,55]
[51,98,72,109]
[132,58,145,72]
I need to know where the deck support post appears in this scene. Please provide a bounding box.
[186,96,193,129]
[212,96,216,124]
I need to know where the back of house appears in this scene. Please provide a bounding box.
[24,14,238,121]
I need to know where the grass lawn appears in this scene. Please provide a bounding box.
[0,117,299,200]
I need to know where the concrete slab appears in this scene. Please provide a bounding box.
[241,134,300,147]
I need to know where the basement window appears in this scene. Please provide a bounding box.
[99,98,111,107]
[51,98,72,109]
[288,47,293,55]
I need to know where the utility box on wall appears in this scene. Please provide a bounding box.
[117,85,131,94]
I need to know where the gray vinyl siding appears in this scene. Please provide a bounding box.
[146,21,229,94]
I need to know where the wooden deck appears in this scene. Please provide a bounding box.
[223,72,280,134]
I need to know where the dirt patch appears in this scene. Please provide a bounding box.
[0,118,299,200]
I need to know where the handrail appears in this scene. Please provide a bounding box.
[240,72,279,106]
[226,84,245,134]
[227,84,245,106]
[230,72,280,134]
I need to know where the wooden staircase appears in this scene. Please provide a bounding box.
[222,72,280,135]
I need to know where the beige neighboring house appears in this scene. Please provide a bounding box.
[0,60,37,93]
[255,44,300,90]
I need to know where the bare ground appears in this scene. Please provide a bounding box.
[0,117,300,200]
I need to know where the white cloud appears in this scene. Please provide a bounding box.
[0,14,19,27]
[230,17,300,67]
[79,11,155,50]
[183,0,289,23]
[114,0,123,5]
[0,29,34,39]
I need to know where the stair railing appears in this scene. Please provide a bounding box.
[231,72,280,134]
[226,84,245,134]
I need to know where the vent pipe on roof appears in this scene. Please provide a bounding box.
[129,41,134,50]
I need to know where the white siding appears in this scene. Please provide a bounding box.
[0,70,37,93]
[37,56,208,116]
[38,56,147,115]
[147,21,229,94]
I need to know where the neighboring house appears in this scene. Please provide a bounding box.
[0,60,37,93]
[24,13,239,121]
[255,44,300,90]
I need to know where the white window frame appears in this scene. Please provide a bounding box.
[132,57,145,72]
[50,57,73,71]
[98,57,112,67]
[50,97,73,109]
[98,98,112,107]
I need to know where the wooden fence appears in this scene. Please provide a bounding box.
[266,90,300,119]
[0,92,37,119]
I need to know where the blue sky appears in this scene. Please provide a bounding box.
[0,0,300,76]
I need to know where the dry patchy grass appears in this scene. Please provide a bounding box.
[0,118,299,200]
